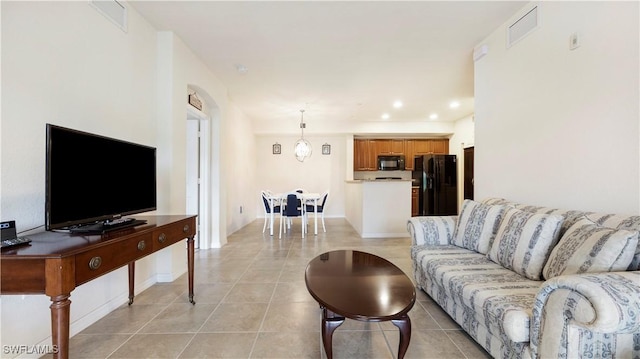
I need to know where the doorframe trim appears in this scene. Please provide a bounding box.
[187,105,211,249]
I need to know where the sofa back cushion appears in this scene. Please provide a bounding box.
[452,200,507,254]
[488,208,564,280]
[583,214,640,271]
[542,217,639,279]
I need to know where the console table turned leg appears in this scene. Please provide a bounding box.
[128,262,135,305]
[49,294,71,359]
[392,315,412,359]
[187,236,195,304]
[321,308,345,359]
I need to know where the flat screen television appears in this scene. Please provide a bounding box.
[45,124,156,233]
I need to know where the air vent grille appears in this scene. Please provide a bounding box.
[90,0,127,32]
[507,6,538,48]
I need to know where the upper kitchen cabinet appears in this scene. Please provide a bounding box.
[377,139,405,155]
[404,140,415,170]
[412,139,449,155]
[354,138,449,171]
[413,139,433,155]
[431,139,448,154]
[354,139,377,171]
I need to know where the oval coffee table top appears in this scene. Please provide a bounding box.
[305,250,416,322]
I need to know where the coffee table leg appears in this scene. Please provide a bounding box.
[322,308,344,359]
[392,315,411,359]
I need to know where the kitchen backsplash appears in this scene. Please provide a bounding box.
[354,170,412,180]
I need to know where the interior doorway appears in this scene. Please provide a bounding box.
[186,106,210,249]
[463,147,474,200]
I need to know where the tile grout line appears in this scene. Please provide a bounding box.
[103,288,183,359]
[247,233,294,358]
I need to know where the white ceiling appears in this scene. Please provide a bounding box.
[130,1,526,126]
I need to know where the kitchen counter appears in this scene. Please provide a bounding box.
[346,179,413,183]
[344,180,411,238]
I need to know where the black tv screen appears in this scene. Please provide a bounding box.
[45,124,157,230]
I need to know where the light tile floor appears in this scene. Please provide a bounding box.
[47,219,491,359]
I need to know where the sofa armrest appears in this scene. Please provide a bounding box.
[406,216,457,246]
[530,272,640,359]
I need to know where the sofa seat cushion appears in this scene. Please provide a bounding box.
[413,245,543,343]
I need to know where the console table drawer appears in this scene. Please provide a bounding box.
[153,218,196,250]
[75,234,153,285]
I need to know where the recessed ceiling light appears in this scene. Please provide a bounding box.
[381,113,390,119]
[449,101,460,109]
[429,113,438,120]
[393,101,403,108]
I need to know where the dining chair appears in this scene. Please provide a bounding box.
[305,190,329,232]
[261,191,281,234]
[279,193,305,238]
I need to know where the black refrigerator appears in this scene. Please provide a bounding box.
[412,155,458,215]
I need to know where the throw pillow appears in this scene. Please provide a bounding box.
[542,218,639,279]
[452,200,507,254]
[488,208,564,280]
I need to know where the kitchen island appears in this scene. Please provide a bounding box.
[344,179,412,238]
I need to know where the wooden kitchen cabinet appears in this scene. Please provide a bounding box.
[376,139,404,155]
[354,139,377,170]
[413,139,449,155]
[404,140,415,170]
[354,138,449,171]
[375,139,391,155]
[431,139,448,154]
[413,139,433,155]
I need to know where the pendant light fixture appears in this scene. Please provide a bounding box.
[294,109,312,162]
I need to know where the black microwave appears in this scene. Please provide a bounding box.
[378,155,405,171]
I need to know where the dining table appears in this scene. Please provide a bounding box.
[266,192,322,236]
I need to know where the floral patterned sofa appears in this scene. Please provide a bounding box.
[408,198,640,359]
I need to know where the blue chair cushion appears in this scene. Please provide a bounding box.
[262,196,281,214]
[305,204,323,213]
[284,194,302,216]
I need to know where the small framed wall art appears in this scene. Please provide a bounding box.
[272,143,281,155]
[322,143,331,155]
[188,92,203,111]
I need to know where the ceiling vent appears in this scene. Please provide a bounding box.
[90,0,127,33]
[507,5,539,48]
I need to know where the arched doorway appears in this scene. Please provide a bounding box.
[185,85,224,249]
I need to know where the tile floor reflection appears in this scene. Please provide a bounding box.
[43,219,491,359]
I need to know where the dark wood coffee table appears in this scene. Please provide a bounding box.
[305,250,416,359]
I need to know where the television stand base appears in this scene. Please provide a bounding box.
[69,219,147,235]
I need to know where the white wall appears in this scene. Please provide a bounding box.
[255,134,345,218]
[449,115,475,209]
[1,2,160,355]
[253,118,456,136]
[156,32,256,248]
[474,1,639,214]
[1,2,257,354]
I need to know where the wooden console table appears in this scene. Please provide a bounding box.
[0,215,197,359]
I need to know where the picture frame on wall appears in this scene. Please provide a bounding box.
[272,143,281,155]
[188,93,203,111]
[322,143,331,155]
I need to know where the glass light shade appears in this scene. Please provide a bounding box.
[294,138,312,162]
